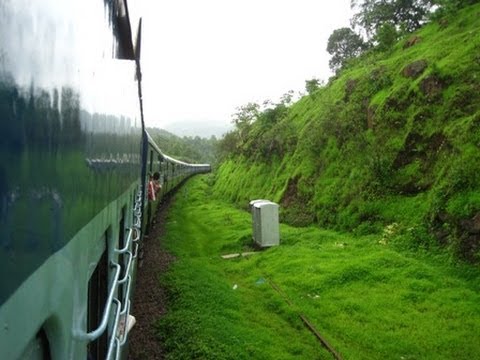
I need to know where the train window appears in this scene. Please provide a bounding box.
[87,237,108,360]
[149,150,153,172]
[157,155,162,171]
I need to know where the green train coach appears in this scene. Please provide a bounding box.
[0,0,210,359]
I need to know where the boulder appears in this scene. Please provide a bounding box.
[402,60,428,78]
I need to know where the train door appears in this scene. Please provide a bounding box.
[87,235,108,359]
[149,150,153,173]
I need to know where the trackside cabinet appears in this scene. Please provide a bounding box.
[249,199,269,239]
[250,200,280,247]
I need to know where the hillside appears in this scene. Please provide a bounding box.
[213,4,480,262]
[147,127,218,164]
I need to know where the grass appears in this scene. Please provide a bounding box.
[213,3,480,260]
[155,176,480,359]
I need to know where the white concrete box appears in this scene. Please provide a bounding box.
[251,200,279,247]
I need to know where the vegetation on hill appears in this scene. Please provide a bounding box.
[156,176,480,359]
[214,2,480,262]
[147,127,219,164]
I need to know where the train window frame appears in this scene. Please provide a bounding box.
[149,150,153,172]
[157,155,162,171]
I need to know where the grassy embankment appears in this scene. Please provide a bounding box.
[155,176,480,359]
[214,3,480,261]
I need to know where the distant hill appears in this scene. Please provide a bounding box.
[213,3,480,262]
[146,127,219,165]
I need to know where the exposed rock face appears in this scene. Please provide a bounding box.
[460,212,480,261]
[461,212,480,234]
[404,35,422,49]
[420,75,444,99]
[433,212,480,263]
[280,176,315,227]
[402,60,428,78]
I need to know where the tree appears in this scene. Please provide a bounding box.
[431,0,480,18]
[305,78,322,95]
[374,22,399,51]
[351,0,434,37]
[327,27,367,72]
[217,130,240,159]
[231,102,260,142]
[280,90,295,105]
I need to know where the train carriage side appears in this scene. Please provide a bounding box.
[0,1,211,359]
[141,132,211,235]
[0,1,144,359]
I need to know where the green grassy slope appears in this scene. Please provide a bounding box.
[213,4,480,261]
[156,176,480,359]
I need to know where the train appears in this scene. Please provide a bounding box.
[0,0,210,359]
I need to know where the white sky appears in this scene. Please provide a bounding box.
[139,0,354,136]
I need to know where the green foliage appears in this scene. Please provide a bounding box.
[158,177,480,359]
[351,0,434,37]
[305,78,322,95]
[218,99,298,161]
[374,22,399,51]
[156,177,331,359]
[430,0,480,19]
[215,3,480,262]
[147,127,219,164]
[326,27,367,71]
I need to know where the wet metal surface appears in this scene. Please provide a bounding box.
[0,0,142,305]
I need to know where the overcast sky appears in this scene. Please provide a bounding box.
[139,0,354,137]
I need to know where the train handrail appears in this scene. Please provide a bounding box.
[115,228,133,254]
[105,299,121,360]
[76,262,121,341]
[112,275,134,357]
[133,216,141,229]
[133,205,141,215]
[117,251,133,285]
[118,300,131,347]
[132,227,140,242]
[78,187,143,354]
[120,275,132,314]
[117,275,133,351]
[132,242,139,259]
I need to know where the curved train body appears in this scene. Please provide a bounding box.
[0,1,210,358]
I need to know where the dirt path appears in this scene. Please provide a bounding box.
[128,198,175,360]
